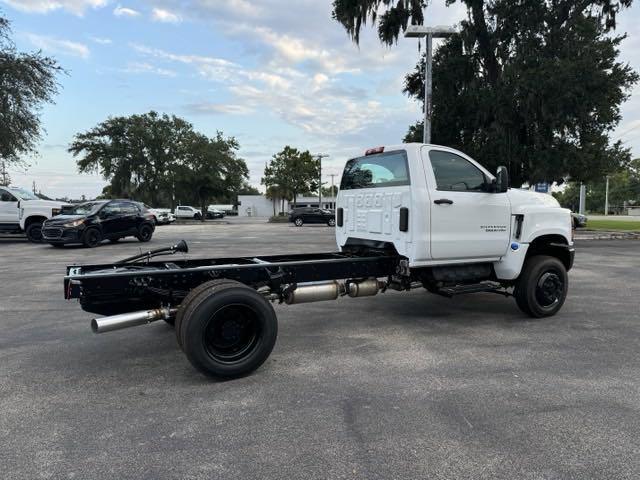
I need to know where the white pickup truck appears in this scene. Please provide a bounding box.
[0,186,70,242]
[64,143,575,378]
[336,143,574,317]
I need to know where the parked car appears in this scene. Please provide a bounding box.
[174,205,202,220]
[571,212,587,228]
[289,207,336,227]
[42,199,155,247]
[145,206,176,225]
[206,208,225,219]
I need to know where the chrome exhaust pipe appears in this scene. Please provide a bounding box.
[91,307,178,334]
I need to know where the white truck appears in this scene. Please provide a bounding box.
[174,205,202,220]
[64,143,574,379]
[0,186,70,242]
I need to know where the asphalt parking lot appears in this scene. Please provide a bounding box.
[1,220,639,479]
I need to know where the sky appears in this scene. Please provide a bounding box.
[2,0,640,201]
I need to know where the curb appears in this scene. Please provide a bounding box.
[575,230,640,241]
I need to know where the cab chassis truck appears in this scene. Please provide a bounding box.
[64,144,575,379]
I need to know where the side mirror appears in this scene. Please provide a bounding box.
[495,166,509,193]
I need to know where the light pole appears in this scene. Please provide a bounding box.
[404,25,457,144]
[315,154,329,208]
[604,175,610,216]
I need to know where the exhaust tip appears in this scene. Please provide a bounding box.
[90,318,99,333]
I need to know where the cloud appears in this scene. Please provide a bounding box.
[151,7,182,23]
[25,33,90,58]
[89,36,112,45]
[0,0,107,15]
[122,61,177,77]
[113,4,139,17]
[185,103,254,115]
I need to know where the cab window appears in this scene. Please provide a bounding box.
[341,151,410,190]
[429,150,486,192]
[1,191,17,202]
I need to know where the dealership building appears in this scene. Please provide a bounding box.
[237,195,336,217]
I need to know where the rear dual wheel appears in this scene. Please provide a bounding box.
[176,279,278,378]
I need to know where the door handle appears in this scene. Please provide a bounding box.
[434,198,454,205]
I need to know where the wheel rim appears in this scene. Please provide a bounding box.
[140,226,151,240]
[203,304,261,363]
[295,219,302,226]
[328,219,335,226]
[535,271,564,308]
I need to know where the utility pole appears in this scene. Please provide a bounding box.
[404,25,457,143]
[579,183,586,215]
[604,175,609,216]
[315,154,329,208]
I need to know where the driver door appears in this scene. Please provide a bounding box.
[423,148,511,260]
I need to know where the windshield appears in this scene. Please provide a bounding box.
[9,187,39,201]
[69,202,104,215]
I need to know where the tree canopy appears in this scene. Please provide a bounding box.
[69,111,249,212]
[261,146,319,207]
[332,0,638,187]
[174,132,248,220]
[0,15,62,165]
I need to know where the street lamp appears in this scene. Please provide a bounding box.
[404,25,457,144]
[315,153,329,208]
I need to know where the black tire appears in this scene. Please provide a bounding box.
[327,218,336,227]
[25,222,44,243]
[175,279,244,350]
[193,213,202,220]
[137,224,153,242]
[82,228,102,248]
[178,280,278,378]
[294,217,303,227]
[514,255,568,318]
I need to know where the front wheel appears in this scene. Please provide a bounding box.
[82,228,102,248]
[327,218,336,227]
[25,222,43,243]
[177,280,278,378]
[294,217,303,227]
[514,255,568,318]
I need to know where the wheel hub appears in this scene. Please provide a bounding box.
[536,272,563,307]
[203,304,260,363]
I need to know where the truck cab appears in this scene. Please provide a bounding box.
[0,186,70,242]
[336,143,574,317]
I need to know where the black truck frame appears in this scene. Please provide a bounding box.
[64,239,571,379]
[65,241,407,378]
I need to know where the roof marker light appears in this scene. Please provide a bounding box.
[365,146,385,156]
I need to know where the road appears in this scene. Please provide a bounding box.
[1,220,639,479]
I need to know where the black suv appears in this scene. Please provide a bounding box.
[288,207,336,227]
[42,200,155,247]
